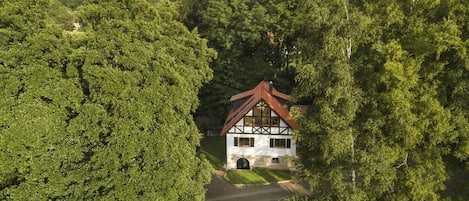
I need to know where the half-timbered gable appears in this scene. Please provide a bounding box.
[221,81,297,170]
[227,101,293,135]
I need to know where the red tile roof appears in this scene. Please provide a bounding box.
[220,81,296,135]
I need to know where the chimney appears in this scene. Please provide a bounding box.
[269,81,273,95]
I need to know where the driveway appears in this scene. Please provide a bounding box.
[205,170,311,201]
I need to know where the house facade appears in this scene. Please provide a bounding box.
[221,81,296,170]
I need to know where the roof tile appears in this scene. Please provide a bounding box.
[221,81,296,135]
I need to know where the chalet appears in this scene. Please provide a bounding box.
[221,81,296,170]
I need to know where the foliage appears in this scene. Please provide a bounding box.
[51,1,76,30]
[0,1,81,199]
[292,0,469,200]
[0,0,215,200]
[279,195,311,201]
[187,0,300,118]
[60,0,83,9]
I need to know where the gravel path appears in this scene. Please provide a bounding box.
[205,170,311,201]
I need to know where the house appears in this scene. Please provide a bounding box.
[221,81,296,170]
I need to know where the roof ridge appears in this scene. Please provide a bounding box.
[220,81,296,135]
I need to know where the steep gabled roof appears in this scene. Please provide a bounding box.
[221,81,296,135]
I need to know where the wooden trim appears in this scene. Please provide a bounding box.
[234,125,243,133]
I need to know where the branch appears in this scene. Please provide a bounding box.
[396,153,408,168]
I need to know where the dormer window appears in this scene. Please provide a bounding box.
[220,81,295,136]
[244,101,280,127]
[244,117,253,126]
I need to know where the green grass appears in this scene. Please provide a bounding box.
[200,136,226,169]
[200,136,292,184]
[225,168,292,184]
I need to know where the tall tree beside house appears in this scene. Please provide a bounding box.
[67,0,215,200]
[438,0,469,198]
[0,1,84,200]
[0,0,214,200]
[187,0,299,118]
[292,0,469,200]
[292,0,364,199]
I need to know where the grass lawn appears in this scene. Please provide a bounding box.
[225,168,292,184]
[200,136,293,184]
[200,136,225,169]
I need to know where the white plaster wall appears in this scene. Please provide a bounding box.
[226,154,295,170]
[271,110,278,117]
[224,108,297,169]
[226,133,296,157]
[280,119,288,127]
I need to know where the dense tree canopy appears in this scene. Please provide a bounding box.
[1,0,468,200]
[0,0,214,200]
[292,0,469,200]
[188,0,468,199]
[187,0,299,118]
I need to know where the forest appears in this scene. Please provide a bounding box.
[1,0,468,200]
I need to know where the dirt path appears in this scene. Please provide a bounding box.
[205,170,310,201]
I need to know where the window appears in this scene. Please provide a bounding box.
[234,137,254,147]
[254,117,262,127]
[262,107,271,116]
[244,117,253,126]
[271,117,280,127]
[271,158,280,164]
[253,106,262,116]
[270,139,291,148]
[239,138,251,146]
[262,117,270,126]
[244,101,280,127]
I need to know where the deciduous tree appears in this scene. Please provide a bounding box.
[1,0,215,200]
[188,0,299,118]
[292,0,469,200]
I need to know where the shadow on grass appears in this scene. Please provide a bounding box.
[253,168,291,182]
[226,168,292,184]
[200,136,293,185]
[201,136,225,169]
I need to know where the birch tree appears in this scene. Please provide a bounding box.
[293,0,364,199]
[293,0,469,200]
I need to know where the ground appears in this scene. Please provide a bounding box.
[205,170,310,201]
[201,136,311,200]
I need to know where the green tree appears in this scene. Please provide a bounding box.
[188,0,299,118]
[433,1,469,199]
[0,0,85,200]
[1,0,215,200]
[293,0,469,200]
[292,0,365,199]
[60,0,83,9]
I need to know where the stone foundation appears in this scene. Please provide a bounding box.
[227,154,295,170]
